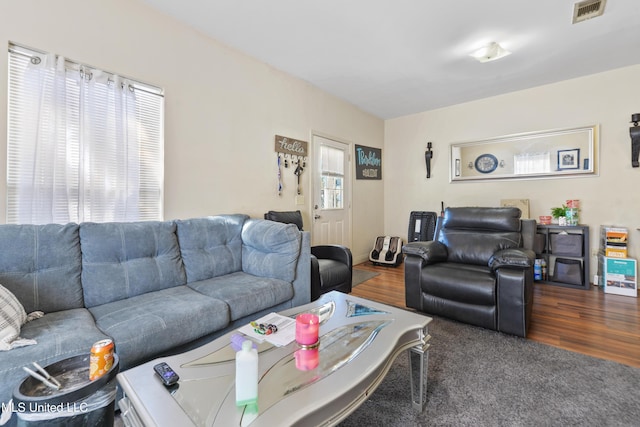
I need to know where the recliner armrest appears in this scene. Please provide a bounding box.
[489,248,535,271]
[402,241,448,264]
[311,245,352,268]
[310,254,322,301]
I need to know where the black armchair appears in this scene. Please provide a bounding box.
[264,211,352,301]
[403,207,536,337]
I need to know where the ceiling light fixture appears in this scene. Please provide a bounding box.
[469,42,511,63]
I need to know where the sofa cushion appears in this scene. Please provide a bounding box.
[0,223,83,313]
[0,308,109,405]
[241,219,301,282]
[88,286,229,370]
[80,221,187,308]
[187,271,294,321]
[176,215,248,283]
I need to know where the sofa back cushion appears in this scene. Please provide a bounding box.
[176,215,248,283]
[80,221,186,307]
[242,219,301,282]
[438,207,523,266]
[0,223,83,313]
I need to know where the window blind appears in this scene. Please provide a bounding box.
[7,44,164,224]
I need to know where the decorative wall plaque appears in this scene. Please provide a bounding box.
[275,135,308,157]
[355,144,382,180]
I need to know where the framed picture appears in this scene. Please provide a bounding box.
[557,148,580,170]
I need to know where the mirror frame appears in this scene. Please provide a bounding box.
[450,125,598,182]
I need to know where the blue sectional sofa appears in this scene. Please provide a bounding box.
[0,214,310,409]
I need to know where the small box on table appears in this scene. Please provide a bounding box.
[605,246,628,258]
[599,226,628,246]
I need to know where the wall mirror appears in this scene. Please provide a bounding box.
[450,125,598,182]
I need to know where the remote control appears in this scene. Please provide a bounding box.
[153,362,179,386]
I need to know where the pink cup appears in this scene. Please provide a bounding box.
[295,313,319,346]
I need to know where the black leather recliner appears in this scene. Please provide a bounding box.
[264,210,352,301]
[403,207,536,337]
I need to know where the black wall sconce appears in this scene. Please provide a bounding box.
[425,142,433,178]
[631,114,640,168]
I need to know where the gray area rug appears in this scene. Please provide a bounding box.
[352,268,380,287]
[339,315,640,426]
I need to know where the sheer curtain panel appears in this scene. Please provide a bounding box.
[7,44,164,224]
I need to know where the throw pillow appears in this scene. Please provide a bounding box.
[0,284,43,351]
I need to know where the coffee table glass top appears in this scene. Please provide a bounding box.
[171,300,391,426]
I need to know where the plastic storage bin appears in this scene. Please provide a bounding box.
[12,354,119,427]
[553,258,584,286]
[550,233,583,256]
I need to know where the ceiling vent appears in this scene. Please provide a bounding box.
[572,0,607,24]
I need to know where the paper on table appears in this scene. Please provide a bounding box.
[238,312,297,347]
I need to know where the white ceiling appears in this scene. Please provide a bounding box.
[142,0,640,119]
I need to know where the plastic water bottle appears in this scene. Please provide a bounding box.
[235,340,258,406]
[534,259,542,281]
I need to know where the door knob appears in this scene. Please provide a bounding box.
[314,214,321,219]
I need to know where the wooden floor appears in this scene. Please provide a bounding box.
[351,261,640,368]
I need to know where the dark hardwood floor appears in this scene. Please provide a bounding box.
[351,261,640,368]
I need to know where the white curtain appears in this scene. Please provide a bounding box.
[79,70,140,222]
[11,55,139,223]
[16,54,73,224]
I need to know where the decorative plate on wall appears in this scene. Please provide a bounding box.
[474,153,498,174]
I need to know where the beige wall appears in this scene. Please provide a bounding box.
[4,1,638,272]
[385,64,640,279]
[0,0,384,263]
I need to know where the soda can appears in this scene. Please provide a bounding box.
[90,339,114,380]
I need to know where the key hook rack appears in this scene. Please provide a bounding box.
[275,135,309,195]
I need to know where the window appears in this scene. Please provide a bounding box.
[7,44,164,224]
[319,145,344,209]
[513,152,551,175]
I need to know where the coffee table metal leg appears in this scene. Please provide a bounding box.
[408,328,431,411]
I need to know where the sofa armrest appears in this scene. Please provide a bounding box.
[402,241,448,264]
[488,248,535,271]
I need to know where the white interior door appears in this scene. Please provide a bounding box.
[312,135,351,247]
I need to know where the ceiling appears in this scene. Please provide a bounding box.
[141,0,640,119]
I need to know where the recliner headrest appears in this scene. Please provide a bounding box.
[442,207,521,232]
[264,210,304,231]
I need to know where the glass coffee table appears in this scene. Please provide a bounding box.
[117,291,431,426]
